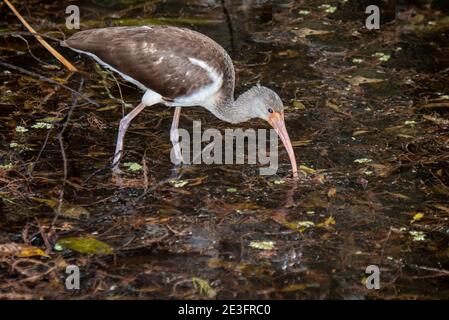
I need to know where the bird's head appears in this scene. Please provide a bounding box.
[245,85,298,178]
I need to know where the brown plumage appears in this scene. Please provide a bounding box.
[63,26,234,104]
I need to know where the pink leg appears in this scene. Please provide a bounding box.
[170,107,183,164]
[112,102,146,173]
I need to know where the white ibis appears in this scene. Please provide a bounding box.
[62,26,298,177]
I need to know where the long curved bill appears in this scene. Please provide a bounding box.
[268,111,298,178]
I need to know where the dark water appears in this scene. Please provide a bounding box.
[1,0,449,299]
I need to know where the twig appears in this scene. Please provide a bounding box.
[0,61,98,106]
[21,224,30,246]
[82,165,111,184]
[419,102,449,109]
[35,218,52,253]
[14,34,53,67]
[30,127,53,174]
[51,79,84,230]
[0,30,66,43]
[220,0,235,59]
[4,0,78,72]
[107,70,127,111]
[409,264,449,276]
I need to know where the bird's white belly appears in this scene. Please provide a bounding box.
[167,57,223,109]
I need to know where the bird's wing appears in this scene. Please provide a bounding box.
[63,26,233,101]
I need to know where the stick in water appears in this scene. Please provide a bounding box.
[4,0,78,72]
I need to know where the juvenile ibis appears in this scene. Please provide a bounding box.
[62,26,298,177]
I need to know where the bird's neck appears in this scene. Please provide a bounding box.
[211,90,255,124]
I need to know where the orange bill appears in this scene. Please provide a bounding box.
[268,111,298,178]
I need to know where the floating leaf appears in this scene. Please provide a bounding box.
[411,213,424,223]
[192,277,216,298]
[295,221,315,228]
[31,122,53,129]
[292,100,306,110]
[0,243,49,258]
[317,216,336,227]
[170,179,189,188]
[15,126,28,133]
[319,4,337,13]
[0,163,13,170]
[17,246,49,258]
[404,120,417,127]
[249,241,275,250]
[56,237,113,255]
[299,165,316,174]
[123,162,142,172]
[409,231,426,241]
[284,220,316,232]
[372,52,391,62]
[354,158,372,164]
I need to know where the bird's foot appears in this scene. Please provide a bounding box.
[112,167,125,185]
[169,164,183,180]
[112,166,124,175]
[293,170,307,180]
[112,168,150,188]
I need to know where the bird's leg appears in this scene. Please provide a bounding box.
[112,102,146,174]
[169,107,184,179]
[170,107,183,164]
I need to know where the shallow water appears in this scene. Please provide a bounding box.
[1,0,449,299]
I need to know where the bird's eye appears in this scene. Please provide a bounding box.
[268,108,274,113]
